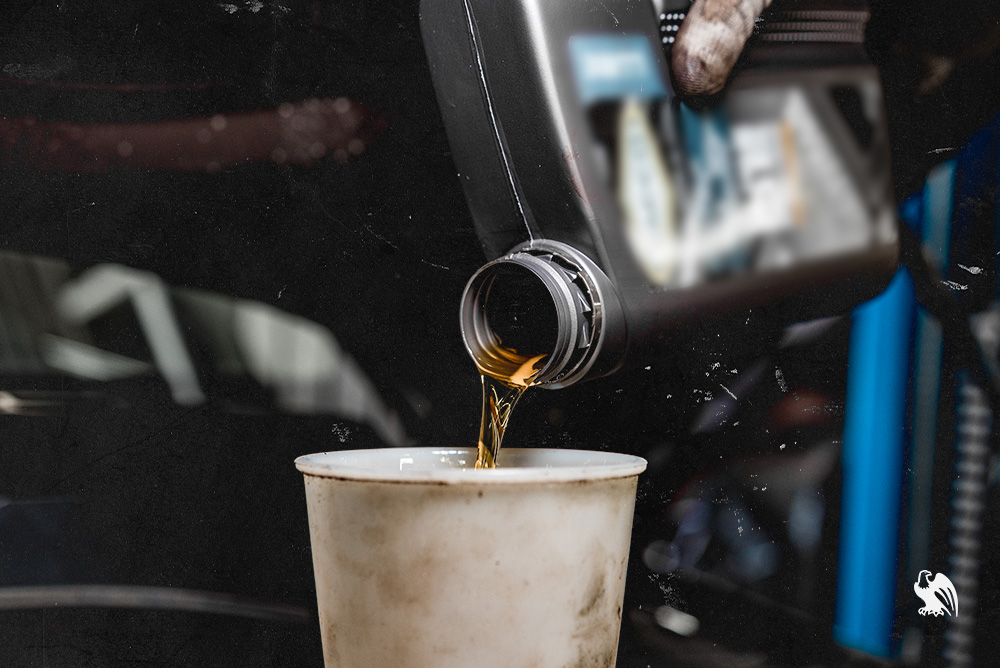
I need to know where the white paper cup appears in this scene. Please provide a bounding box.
[295,447,646,668]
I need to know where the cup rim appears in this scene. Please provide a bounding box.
[294,447,646,484]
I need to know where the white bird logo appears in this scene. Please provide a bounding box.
[914,570,958,617]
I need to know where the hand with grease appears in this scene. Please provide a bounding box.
[671,0,773,98]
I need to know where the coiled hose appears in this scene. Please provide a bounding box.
[943,378,991,668]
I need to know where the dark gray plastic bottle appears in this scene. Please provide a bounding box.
[421,0,898,388]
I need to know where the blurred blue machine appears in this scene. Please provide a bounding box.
[839,114,1000,666]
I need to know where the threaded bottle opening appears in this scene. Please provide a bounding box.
[461,241,627,388]
[461,251,588,386]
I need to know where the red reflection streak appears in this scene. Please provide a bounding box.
[0,97,386,173]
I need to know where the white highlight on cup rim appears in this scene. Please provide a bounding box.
[295,447,647,484]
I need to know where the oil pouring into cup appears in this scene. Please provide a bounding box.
[475,350,546,468]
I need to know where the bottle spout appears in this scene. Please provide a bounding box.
[460,240,626,388]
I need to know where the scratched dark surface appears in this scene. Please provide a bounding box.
[1,1,1000,667]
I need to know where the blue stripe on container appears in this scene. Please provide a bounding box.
[834,269,916,658]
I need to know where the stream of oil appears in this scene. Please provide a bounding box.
[475,349,547,469]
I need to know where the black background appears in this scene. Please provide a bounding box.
[1,1,1000,666]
